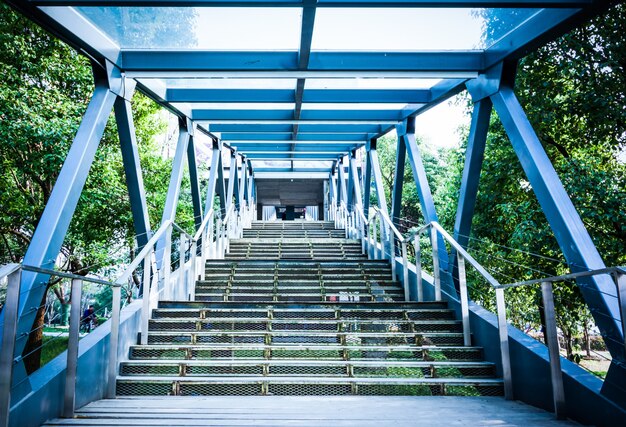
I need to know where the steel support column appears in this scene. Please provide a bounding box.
[449,99,492,281]
[12,70,118,392]
[348,150,362,209]
[363,140,374,216]
[370,147,390,216]
[337,158,348,206]
[400,120,452,292]
[390,130,406,229]
[238,158,246,209]
[491,86,626,391]
[114,91,151,251]
[204,140,222,214]
[187,133,203,230]
[226,152,238,212]
[156,120,191,274]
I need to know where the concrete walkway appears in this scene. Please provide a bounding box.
[43,396,579,426]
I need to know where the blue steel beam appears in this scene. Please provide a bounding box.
[370,145,390,216]
[348,151,363,210]
[226,152,238,212]
[114,93,152,251]
[155,120,191,273]
[390,132,406,229]
[208,123,387,133]
[193,109,406,121]
[399,121,452,291]
[449,98,492,281]
[164,88,431,103]
[11,72,117,393]
[490,87,625,378]
[187,133,203,229]
[120,51,484,72]
[337,159,348,205]
[204,141,222,214]
[221,133,369,141]
[363,140,374,215]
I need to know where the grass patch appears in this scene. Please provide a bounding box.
[41,335,69,366]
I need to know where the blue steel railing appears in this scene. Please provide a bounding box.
[0,198,256,426]
[334,200,626,418]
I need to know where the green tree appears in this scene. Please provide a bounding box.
[0,4,195,371]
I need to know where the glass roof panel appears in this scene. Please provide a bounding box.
[171,103,295,110]
[305,79,441,90]
[302,103,413,110]
[311,8,541,51]
[75,7,302,49]
[145,78,298,89]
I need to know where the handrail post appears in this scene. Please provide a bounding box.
[614,271,626,353]
[140,254,152,345]
[63,278,82,418]
[379,217,385,260]
[107,285,121,398]
[216,218,223,258]
[414,235,423,302]
[189,240,197,301]
[495,288,513,400]
[359,214,365,254]
[430,225,441,301]
[541,281,566,419]
[401,241,409,302]
[369,220,376,259]
[457,255,471,346]
[389,225,396,281]
[178,234,186,295]
[0,268,21,427]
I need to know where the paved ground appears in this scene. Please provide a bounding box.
[43,396,579,426]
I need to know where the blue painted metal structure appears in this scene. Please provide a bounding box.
[2,0,625,421]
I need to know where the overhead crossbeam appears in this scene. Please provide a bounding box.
[164,88,432,103]
[192,109,410,121]
[121,51,485,72]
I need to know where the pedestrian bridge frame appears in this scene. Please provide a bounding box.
[1,1,625,426]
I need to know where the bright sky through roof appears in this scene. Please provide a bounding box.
[192,8,484,51]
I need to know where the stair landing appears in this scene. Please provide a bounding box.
[43,396,578,426]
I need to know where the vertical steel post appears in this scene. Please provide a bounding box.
[0,268,21,427]
[178,234,186,294]
[414,235,423,302]
[495,288,513,400]
[205,141,224,215]
[401,241,409,302]
[63,278,82,418]
[349,151,363,211]
[457,255,471,346]
[390,130,406,230]
[389,224,396,279]
[226,153,237,213]
[107,285,121,399]
[615,271,626,353]
[363,140,374,216]
[541,281,566,419]
[189,240,197,301]
[430,226,441,301]
[140,254,152,345]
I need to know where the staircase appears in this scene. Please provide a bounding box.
[116,220,504,397]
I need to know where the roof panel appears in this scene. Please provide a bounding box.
[311,8,541,51]
[75,7,302,49]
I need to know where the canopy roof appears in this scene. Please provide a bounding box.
[8,0,613,173]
